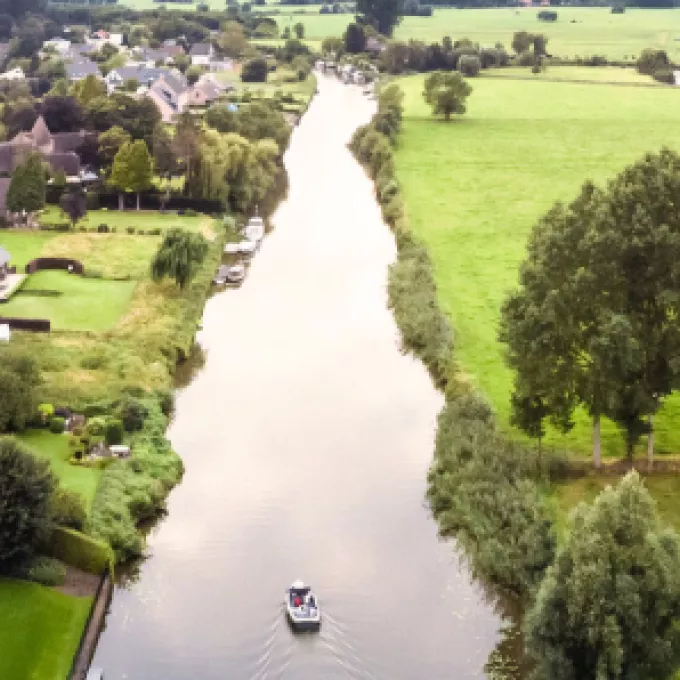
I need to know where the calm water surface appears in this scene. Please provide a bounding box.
[93,75,505,680]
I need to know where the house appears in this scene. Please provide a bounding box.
[0,247,10,280]
[0,67,25,81]
[135,45,185,66]
[146,72,189,122]
[190,42,214,66]
[0,116,93,182]
[106,65,171,92]
[184,78,222,108]
[365,37,386,55]
[91,30,123,47]
[66,59,101,82]
[68,43,98,60]
[43,38,72,55]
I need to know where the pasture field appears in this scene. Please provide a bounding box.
[121,4,680,60]
[393,72,680,457]
[0,578,91,680]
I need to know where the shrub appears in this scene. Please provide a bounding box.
[46,526,113,574]
[518,51,535,67]
[611,4,625,12]
[148,227,162,236]
[105,419,124,446]
[50,488,86,530]
[653,68,675,84]
[19,556,66,586]
[184,208,198,217]
[458,54,481,77]
[241,57,268,83]
[97,223,109,233]
[537,9,557,21]
[126,226,135,234]
[49,416,65,434]
[117,397,148,432]
[637,48,669,75]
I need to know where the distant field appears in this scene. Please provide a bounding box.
[484,64,661,84]
[15,430,102,508]
[0,578,91,680]
[393,71,680,457]
[120,4,680,60]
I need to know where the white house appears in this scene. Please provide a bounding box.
[0,67,25,81]
[43,38,72,55]
[190,43,214,66]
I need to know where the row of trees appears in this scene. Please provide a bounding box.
[500,149,680,465]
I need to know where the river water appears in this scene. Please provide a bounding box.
[93,74,504,680]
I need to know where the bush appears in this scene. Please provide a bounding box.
[83,401,111,418]
[46,526,113,574]
[537,9,557,20]
[637,48,669,75]
[105,419,124,446]
[126,226,135,234]
[241,57,268,83]
[148,227,162,235]
[23,557,66,587]
[117,397,148,432]
[518,51,535,67]
[50,488,86,530]
[49,416,65,434]
[97,223,109,233]
[611,4,625,12]
[653,68,675,84]
[458,54,481,77]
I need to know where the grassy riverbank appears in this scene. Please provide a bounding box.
[393,71,680,458]
[0,578,92,680]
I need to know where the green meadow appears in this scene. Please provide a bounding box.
[393,71,680,458]
[0,579,91,680]
[122,4,680,61]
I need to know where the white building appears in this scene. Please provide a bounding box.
[190,43,214,66]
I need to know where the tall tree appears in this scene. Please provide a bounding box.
[109,140,153,210]
[344,22,366,53]
[0,438,55,571]
[151,123,176,178]
[293,21,305,39]
[0,350,40,433]
[501,150,680,463]
[150,228,209,289]
[72,74,107,106]
[422,70,472,121]
[40,96,85,133]
[356,0,405,36]
[526,472,680,680]
[59,190,87,227]
[98,125,132,174]
[6,152,45,220]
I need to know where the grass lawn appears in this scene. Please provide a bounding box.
[2,271,136,332]
[394,73,680,457]
[0,578,91,680]
[13,431,101,508]
[484,64,661,84]
[0,232,56,268]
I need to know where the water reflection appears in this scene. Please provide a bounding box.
[93,75,510,680]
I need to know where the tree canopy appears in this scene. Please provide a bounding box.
[422,70,472,121]
[6,152,46,217]
[0,438,56,570]
[109,139,154,210]
[525,472,680,680]
[500,149,680,464]
[0,350,40,433]
[356,0,405,36]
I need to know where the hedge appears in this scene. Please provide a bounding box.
[46,526,114,575]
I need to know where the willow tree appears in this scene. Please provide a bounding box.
[526,472,680,680]
[150,228,209,289]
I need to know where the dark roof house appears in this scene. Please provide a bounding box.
[66,59,101,81]
[0,116,92,178]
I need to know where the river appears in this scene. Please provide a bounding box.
[93,74,504,680]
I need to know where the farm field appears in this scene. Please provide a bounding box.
[15,431,102,508]
[0,578,91,680]
[121,4,680,60]
[393,72,680,458]
[483,64,661,84]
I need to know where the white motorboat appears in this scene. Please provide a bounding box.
[224,242,241,254]
[213,265,229,284]
[244,216,265,243]
[237,240,258,255]
[225,263,246,283]
[285,580,321,632]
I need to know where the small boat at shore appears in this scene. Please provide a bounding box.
[244,216,265,243]
[285,580,321,632]
[237,239,258,255]
[224,242,241,254]
[225,263,246,283]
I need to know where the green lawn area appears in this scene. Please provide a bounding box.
[484,64,661,84]
[0,578,91,680]
[0,232,56,268]
[394,73,680,458]
[122,6,680,61]
[14,431,101,508]
[2,271,136,332]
